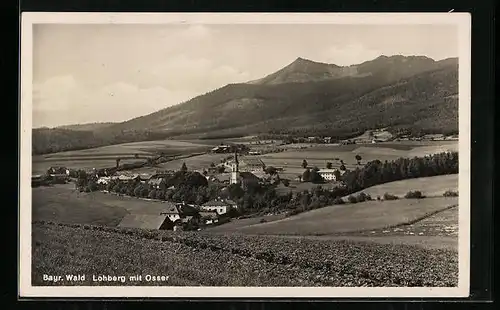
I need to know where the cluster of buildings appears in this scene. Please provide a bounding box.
[118,197,240,231]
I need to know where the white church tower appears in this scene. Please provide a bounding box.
[230,150,240,185]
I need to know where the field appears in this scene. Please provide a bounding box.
[210,197,458,236]
[32,139,216,174]
[346,174,458,199]
[32,221,458,287]
[256,141,458,179]
[132,140,458,178]
[32,185,173,226]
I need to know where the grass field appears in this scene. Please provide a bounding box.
[32,185,172,226]
[346,174,458,200]
[32,221,458,287]
[212,197,458,236]
[32,139,216,174]
[257,141,458,179]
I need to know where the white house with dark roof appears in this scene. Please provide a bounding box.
[201,198,238,215]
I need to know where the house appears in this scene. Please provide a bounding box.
[97,176,111,185]
[118,214,174,230]
[147,173,171,189]
[48,166,69,175]
[227,156,266,173]
[139,174,153,183]
[160,202,200,223]
[317,169,342,181]
[117,173,140,182]
[201,198,238,215]
[211,145,231,153]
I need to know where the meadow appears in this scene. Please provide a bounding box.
[212,197,458,236]
[32,221,458,287]
[32,185,172,225]
[345,174,458,200]
[32,139,216,174]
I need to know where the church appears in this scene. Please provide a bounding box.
[230,151,261,189]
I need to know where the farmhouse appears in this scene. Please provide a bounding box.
[139,173,153,183]
[117,173,140,182]
[160,202,199,223]
[118,214,174,230]
[201,198,238,215]
[97,176,111,185]
[317,169,342,181]
[211,145,231,153]
[48,166,70,175]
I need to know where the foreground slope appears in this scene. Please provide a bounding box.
[32,221,458,287]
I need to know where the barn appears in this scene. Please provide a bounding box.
[118,214,174,230]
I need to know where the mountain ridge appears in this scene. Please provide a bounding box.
[32,54,459,154]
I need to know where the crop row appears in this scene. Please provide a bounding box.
[33,221,458,287]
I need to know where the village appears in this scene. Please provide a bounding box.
[31,141,357,232]
[31,128,459,234]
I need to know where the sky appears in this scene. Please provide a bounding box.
[32,23,458,128]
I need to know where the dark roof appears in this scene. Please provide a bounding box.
[118,214,170,230]
[239,172,260,181]
[160,204,180,215]
[240,157,265,167]
[202,198,237,207]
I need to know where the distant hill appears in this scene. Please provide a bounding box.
[57,122,116,132]
[103,55,458,137]
[33,55,459,154]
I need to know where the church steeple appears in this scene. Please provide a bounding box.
[230,149,240,185]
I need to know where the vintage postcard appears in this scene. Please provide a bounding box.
[19,12,471,298]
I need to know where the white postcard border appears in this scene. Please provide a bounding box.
[19,12,472,298]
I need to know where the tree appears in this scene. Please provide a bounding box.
[148,190,157,199]
[180,162,188,173]
[210,162,216,168]
[302,169,311,182]
[340,164,346,171]
[355,155,362,165]
[302,159,308,169]
[333,169,341,181]
[115,158,121,168]
[217,166,225,173]
[297,175,302,182]
[265,166,278,175]
[326,162,333,169]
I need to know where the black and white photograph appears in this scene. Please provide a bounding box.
[20,13,471,298]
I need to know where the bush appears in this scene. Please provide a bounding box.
[383,193,399,200]
[404,190,425,199]
[347,195,358,203]
[356,192,371,203]
[332,197,345,205]
[443,190,458,197]
[376,195,381,201]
